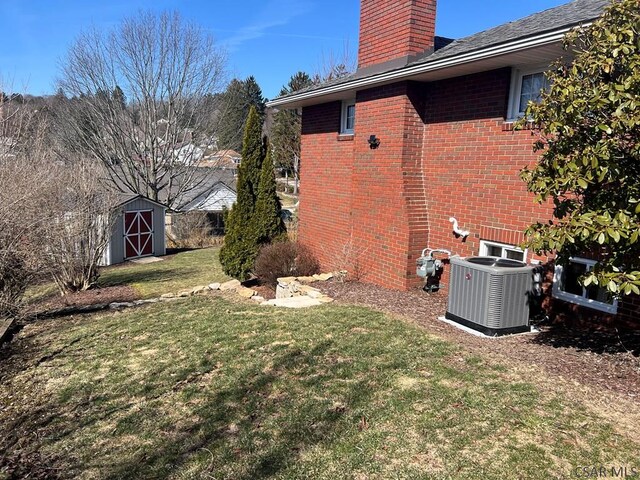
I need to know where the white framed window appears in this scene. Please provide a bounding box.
[553,257,618,314]
[340,100,355,134]
[479,240,527,262]
[507,67,551,120]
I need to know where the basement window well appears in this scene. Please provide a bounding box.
[553,257,618,314]
[479,240,526,262]
[341,100,355,134]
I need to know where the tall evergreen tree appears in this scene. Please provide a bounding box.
[219,106,264,279]
[244,76,266,120]
[253,140,286,245]
[217,76,266,152]
[112,85,126,110]
[271,72,314,194]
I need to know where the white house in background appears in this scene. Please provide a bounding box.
[173,143,204,165]
[165,169,237,237]
[180,181,236,212]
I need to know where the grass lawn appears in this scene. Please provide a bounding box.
[277,192,298,209]
[99,247,230,298]
[27,247,230,304]
[1,295,637,479]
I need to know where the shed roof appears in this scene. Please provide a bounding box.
[113,193,168,210]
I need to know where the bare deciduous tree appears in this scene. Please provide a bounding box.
[314,41,356,83]
[58,11,228,208]
[0,91,54,318]
[1,87,122,315]
[44,160,119,294]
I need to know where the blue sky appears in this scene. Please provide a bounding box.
[0,0,570,99]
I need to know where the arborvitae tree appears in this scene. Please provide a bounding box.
[217,77,266,152]
[253,139,286,245]
[521,0,640,296]
[219,106,265,279]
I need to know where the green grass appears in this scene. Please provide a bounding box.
[1,296,637,479]
[277,192,298,209]
[99,247,230,298]
[27,247,230,303]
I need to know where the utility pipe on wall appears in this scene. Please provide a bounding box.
[449,217,470,238]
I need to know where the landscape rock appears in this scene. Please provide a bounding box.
[191,285,208,295]
[298,285,320,294]
[275,284,292,299]
[177,291,191,298]
[305,290,325,300]
[276,276,297,285]
[251,295,265,303]
[296,276,317,283]
[219,279,241,291]
[109,302,135,309]
[160,293,175,299]
[208,283,221,291]
[313,273,334,281]
[317,296,335,303]
[0,318,15,344]
[237,287,257,298]
[262,296,323,308]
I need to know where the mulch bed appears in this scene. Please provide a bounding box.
[318,280,640,400]
[26,286,139,318]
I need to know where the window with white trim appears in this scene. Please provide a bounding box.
[340,100,355,134]
[508,68,551,119]
[553,257,618,314]
[479,240,527,262]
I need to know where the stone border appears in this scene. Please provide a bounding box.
[261,274,335,308]
[22,273,338,325]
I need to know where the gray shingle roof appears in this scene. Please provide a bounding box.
[271,0,609,102]
[414,0,610,67]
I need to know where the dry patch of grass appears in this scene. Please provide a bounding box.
[26,247,230,307]
[1,297,638,479]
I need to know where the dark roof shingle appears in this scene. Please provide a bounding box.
[271,0,609,102]
[414,0,609,67]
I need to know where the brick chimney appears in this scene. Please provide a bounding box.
[357,0,437,70]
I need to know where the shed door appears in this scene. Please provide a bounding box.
[124,210,154,259]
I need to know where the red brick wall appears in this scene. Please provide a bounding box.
[358,0,436,69]
[298,68,639,325]
[298,69,554,290]
[351,82,429,289]
[299,102,355,272]
[421,68,554,290]
[299,84,429,290]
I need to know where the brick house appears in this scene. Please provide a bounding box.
[268,0,639,324]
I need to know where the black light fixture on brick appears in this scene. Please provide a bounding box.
[368,135,380,149]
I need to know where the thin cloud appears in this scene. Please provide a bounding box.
[223,0,313,50]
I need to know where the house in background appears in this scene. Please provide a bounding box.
[269,0,639,324]
[165,169,237,239]
[101,194,167,266]
[199,149,242,171]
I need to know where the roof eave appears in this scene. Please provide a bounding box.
[267,23,590,109]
